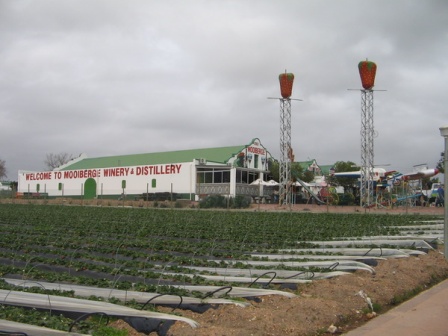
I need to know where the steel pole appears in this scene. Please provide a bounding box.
[444,135,448,259]
[439,126,448,260]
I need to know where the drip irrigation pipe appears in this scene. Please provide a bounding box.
[364,247,382,257]
[326,262,339,271]
[202,286,233,299]
[284,271,315,280]
[2,281,53,316]
[248,271,276,288]
[141,294,183,312]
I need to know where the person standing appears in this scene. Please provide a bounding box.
[437,185,444,207]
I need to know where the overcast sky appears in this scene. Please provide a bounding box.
[1,0,447,180]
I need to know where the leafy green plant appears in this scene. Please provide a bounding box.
[199,195,227,208]
[230,195,251,209]
[0,203,442,335]
[92,325,128,336]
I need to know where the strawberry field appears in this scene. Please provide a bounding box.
[0,203,443,335]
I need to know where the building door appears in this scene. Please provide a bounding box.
[84,178,97,199]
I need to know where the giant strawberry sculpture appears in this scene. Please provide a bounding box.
[279,72,294,98]
[358,60,377,90]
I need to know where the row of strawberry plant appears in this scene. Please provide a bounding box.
[0,203,440,334]
[0,204,428,244]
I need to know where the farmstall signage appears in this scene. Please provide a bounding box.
[247,146,266,155]
[24,164,183,181]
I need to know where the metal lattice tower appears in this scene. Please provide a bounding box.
[360,89,375,207]
[279,98,292,205]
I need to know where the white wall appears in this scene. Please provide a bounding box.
[18,162,194,197]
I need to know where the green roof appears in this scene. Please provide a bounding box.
[319,165,335,176]
[61,145,247,170]
[296,160,316,170]
[295,160,336,175]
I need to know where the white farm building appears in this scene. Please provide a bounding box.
[18,138,275,202]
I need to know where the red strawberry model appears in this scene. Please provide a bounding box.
[358,59,377,90]
[279,72,294,98]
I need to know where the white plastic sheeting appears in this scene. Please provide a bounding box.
[168,273,312,284]
[304,239,434,250]
[0,290,198,328]
[2,278,297,300]
[171,285,297,298]
[181,266,354,279]
[2,278,248,308]
[247,254,387,261]
[0,319,89,336]
[335,235,442,244]
[278,248,419,258]
[209,260,375,274]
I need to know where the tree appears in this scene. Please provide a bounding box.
[301,170,315,183]
[267,159,278,181]
[267,160,308,183]
[0,159,6,179]
[291,162,305,182]
[437,152,445,174]
[327,161,358,191]
[423,177,439,190]
[44,153,75,170]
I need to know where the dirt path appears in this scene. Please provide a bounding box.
[250,202,444,215]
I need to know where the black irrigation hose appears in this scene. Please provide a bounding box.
[248,271,276,288]
[284,271,315,280]
[68,312,110,332]
[428,238,439,249]
[364,247,382,257]
[327,262,339,271]
[202,286,233,299]
[141,294,183,312]
[2,281,53,317]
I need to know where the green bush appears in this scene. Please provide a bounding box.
[199,195,227,208]
[199,195,251,209]
[339,192,355,206]
[230,195,251,209]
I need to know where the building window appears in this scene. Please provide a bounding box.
[235,170,258,184]
[197,168,231,184]
[248,171,258,184]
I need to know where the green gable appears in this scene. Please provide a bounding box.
[296,160,315,171]
[61,145,247,170]
[319,165,335,176]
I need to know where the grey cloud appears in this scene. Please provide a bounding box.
[0,0,446,179]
